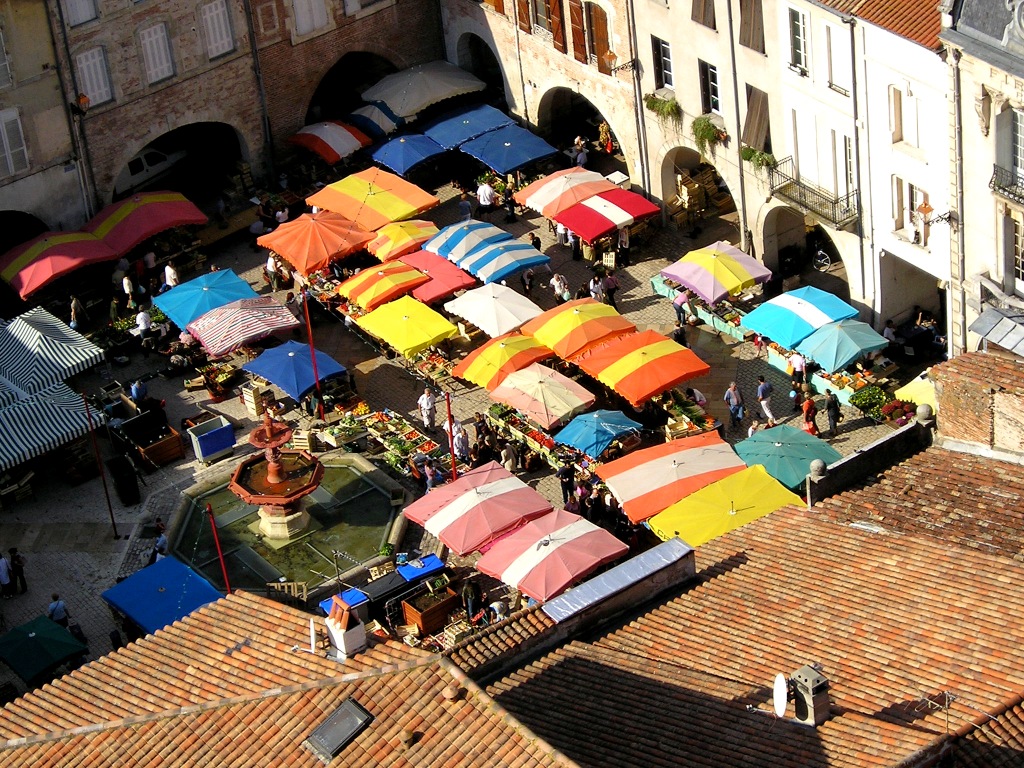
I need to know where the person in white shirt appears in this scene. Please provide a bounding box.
[266,253,280,291]
[164,261,179,289]
[135,307,152,334]
[143,250,157,272]
[788,351,806,384]
[882,319,900,345]
[588,275,605,302]
[476,180,497,220]
[122,274,134,299]
[417,388,437,431]
[550,273,569,304]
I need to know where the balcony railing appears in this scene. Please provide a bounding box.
[989,164,1024,205]
[768,156,859,228]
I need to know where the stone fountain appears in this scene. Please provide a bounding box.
[228,411,324,540]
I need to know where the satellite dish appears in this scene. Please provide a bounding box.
[773,673,789,717]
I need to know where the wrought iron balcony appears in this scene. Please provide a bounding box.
[989,164,1024,205]
[768,156,859,228]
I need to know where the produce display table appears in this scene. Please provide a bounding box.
[763,343,890,405]
[655,389,722,439]
[485,404,574,471]
[649,275,754,342]
[363,410,462,475]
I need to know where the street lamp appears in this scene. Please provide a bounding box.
[603,51,638,74]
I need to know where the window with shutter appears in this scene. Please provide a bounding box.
[293,0,328,35]
[586,3,610,72]
[691,0,715,30]
[891,175,904,230]
[652,36,672,89]
[698,60,719,114]
[140,24,173,84]
[533,0,552,31]
[516,0,532,33]
[65,0,97,26]
[202,0,234,58]
[568,0,587,63]
[789,9,808,73]
[825,25,850,95]
[550,0,566,52]
[741,85,770,151]
[0,108,28,178]
[76,47,112,105]
[484,0,506,13]
[738,0,764,53]
[0,29,11,89]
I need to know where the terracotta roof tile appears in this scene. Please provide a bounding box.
[446,606,557,674]
[933,351,1024,394]
[816,0,942,49]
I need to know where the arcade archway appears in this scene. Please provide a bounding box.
[304,52,398,124]
[535,87,626,177]
[0,211,48,258]
[660,146,736,237]
[456,34,506,108]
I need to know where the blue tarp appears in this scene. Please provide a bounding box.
[102,557,222,635]
[555,410,642,459]
[153,269,257,330]
[370,134,446,176]
[422,104,516,149]
[459,125,558,175]
[242,340,346,402]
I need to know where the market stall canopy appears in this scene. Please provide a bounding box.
[459,124,558,175]
[659,241,772,305]
[361,61,486,119]
[306,168,439,232]
[647,465,801,547]
[457,239,549,285]
[476,509,628,601]
[257,211,373,276]
[0,382,96,472]
[355,294,457,358]
[242,340,347,402]
[186,296,300,358]
[513,168,618,218]
[423,220,514,263]
[422,104,516,149]
[734,424,842,490]
[894,370,938,413]
[0,616,87,687]
[347,101,404,139]
[403,461,552,555]
[0,231,119,299]
[554,409,642,459]
[398,249,477,304]
[574,329,710,406]
[597,432,746,524]
[552,188,660,244]
[83,191,208,255]
[153,269,258,330]
[367,220,439,262]
[444,283,543,337]
[287,121,372,165]
[337,261,429,311]
[490,363,596,430]
[794,318,889,374]
[101,558,222,636]
[741,286,858,349]
[370,134,447,176]
[0,308,105,394]
[520,298,636,360]
[451,332,554,390]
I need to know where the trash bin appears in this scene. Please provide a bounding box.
[106,455,140,505]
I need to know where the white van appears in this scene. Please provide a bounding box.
[113,148,187,197]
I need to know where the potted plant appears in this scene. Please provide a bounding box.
[740,146,777,176]
[691,115,728,157]
[849,385,893,423]
[644,93,683,123]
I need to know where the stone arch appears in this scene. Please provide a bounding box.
[303,50,400,124]
[455,33,507,107]
[0,211,48,258]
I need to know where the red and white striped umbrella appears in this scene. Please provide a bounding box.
[552,188,660,243]
[476,509,628,601]
[402,461,552,555]
[288,121,372,165]
[186,297,300,357]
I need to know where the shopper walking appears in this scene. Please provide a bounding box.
[723,382,745,429]
[756,376,775,421]
[417,388,437,431]
[47,593,69,627]
[8,548,26,594]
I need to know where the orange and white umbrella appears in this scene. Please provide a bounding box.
[520,298,636,360]
[451,333,554,390]
[337,261,429,311]
[287,121,372,164]
[306,168,439,232]
[575,329,710,405]
[596,432,746,524]
[367,220,439,262]
[257,212,372,276]
[513,168,618,218]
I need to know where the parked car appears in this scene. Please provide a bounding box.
[113,148,187,197]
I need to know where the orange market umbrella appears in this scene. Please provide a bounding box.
[490,363,596,430]
[520,298,636,360]
[257,211,373,276]
[452,333,554,390]
[306,168,439,232]
[367,220,440,261]
[513,167,618,218]
[575,329,710,406]
[83,191,208,255]
[337,261,429,311]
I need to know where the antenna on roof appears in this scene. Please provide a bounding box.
[773,672,789,717]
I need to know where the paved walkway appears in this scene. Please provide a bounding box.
[0,184,894,694]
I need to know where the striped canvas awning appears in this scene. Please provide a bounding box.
[0,383,95,472]
[0,308,105,396]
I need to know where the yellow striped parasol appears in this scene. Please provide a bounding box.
[367,220,440,261]
[306,168,439,231]
[337,261,429,311]
[452,333,554,390]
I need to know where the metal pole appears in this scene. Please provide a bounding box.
[445,391,458,480]
[206,503,232,594]
[82,394,119,539]
[303,295,325,420]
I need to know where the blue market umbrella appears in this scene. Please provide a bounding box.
[153,269,257,330]
[734,424,842,490]
[0,616,87,686]
[423,104,516,149]
[370,134,446,176]
[460,125,559,175]
[555,410,642,459]
[794,319,889,373]
[102,557,223,635]
[457,240,550,284]
[242,340,346,401]
[741,286,858,349]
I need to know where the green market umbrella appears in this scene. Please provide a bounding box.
[0,615,87,686]
[794,319,889,374]
[735,424,842,490]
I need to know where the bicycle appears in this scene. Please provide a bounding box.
[812,249,832,272]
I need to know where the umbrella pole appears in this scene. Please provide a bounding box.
[445,391,458,480]
[206,503,232,594]
[303,296,325,420]
[82,393,120,540]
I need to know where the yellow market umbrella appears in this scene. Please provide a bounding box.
[306,168,439,232]
[894,371,938,413]
[648,465,801,547]
[520,298,636,360]
[452,333,554,390]
[337,262,429,311]
[356,295,457,357]
[367,220,440,261]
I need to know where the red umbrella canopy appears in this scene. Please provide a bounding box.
[399,249,477,304]
[83,191,208,255]
[186,297,301,357]
[552,188,660,243]
[0,232,119,299]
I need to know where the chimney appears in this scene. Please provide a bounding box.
[791,665,830,727]
[325,596,366,659]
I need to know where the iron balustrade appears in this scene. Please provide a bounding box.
[768,156,859,228]
[989,164,1024,205]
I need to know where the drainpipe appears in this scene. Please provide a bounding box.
[951,47,967,355]
[726,0,748,252]
[844,16,867,312]
[510,0,530,123]
[624,0,651,198]
[240,0,275,179]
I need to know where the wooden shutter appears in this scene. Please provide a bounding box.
[517,0,531,33]
[691,0,715,29]
[488,0,506,16]
[568,0,586,63]
[550,0,566,52]
[587,3,610,72]
[741,86,769,150]
[739,0,764,53]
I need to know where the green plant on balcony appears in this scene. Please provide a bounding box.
[740,146,777,175]
[691,115,727,157]
[644,93,682,123]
